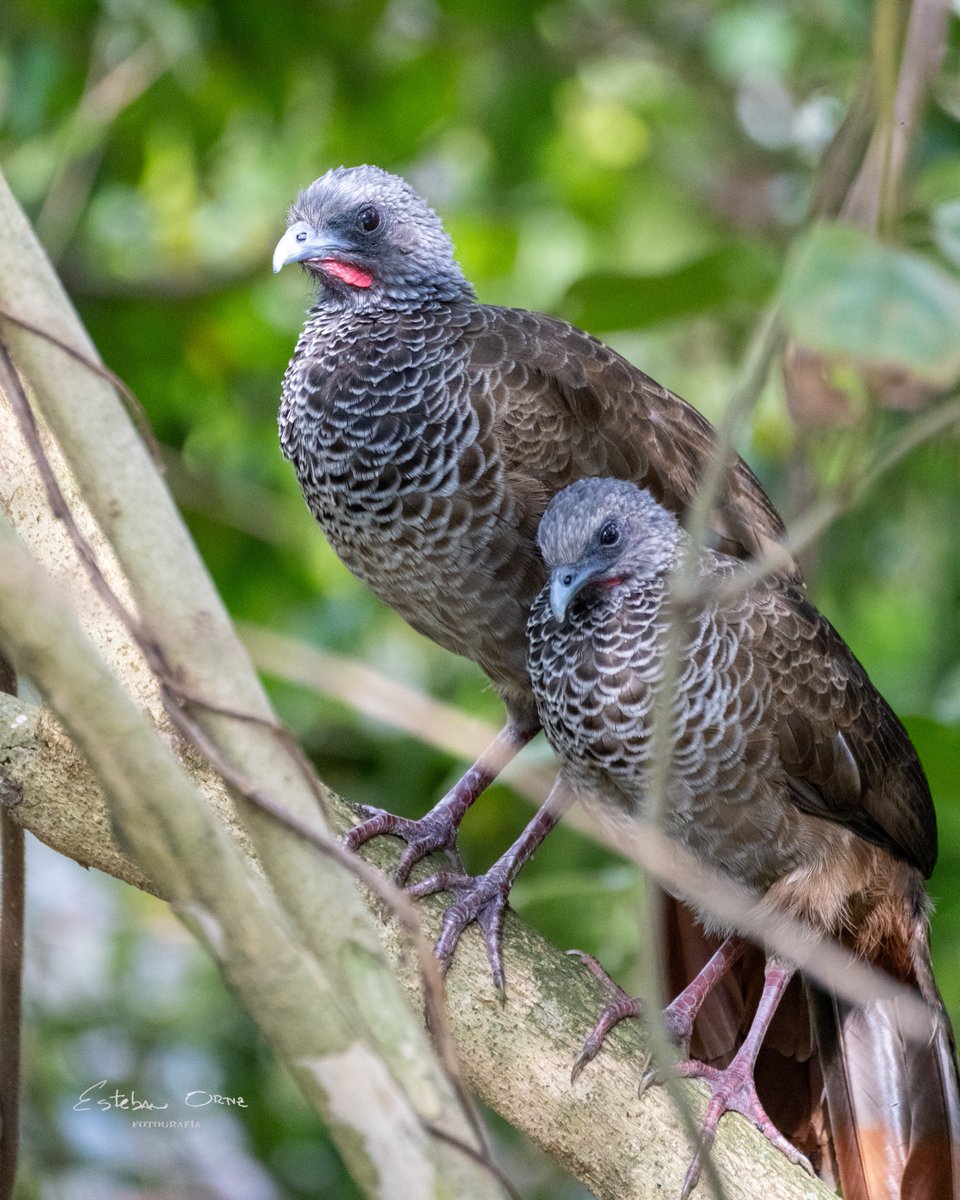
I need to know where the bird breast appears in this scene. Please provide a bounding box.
[527,584,809,892]
[276,301,541,697]
[280,306,493,565]
[528,584,672,787]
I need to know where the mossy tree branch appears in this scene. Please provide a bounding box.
[0,691,830,1200]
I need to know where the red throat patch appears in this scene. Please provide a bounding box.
[319,258,374,289]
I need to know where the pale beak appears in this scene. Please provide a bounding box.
[549,563,600,623]
[272,221,352,273]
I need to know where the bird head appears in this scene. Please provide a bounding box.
[537,478,684,622]
[272,165,472,307]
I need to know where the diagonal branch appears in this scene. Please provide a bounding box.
[0,688,832,1200]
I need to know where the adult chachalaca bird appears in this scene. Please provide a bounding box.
[528,476,960,1199]
[272,164,795,989]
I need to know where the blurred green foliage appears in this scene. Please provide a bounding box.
[3,0,960,1197]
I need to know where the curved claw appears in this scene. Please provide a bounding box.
[409,869,511,998]
[341,804,461,885]
[342,804,401,850]
[567,950,644,1083]
[637,1055,663,1098]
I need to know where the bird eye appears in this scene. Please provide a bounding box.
[598,521,620,547]
[357,205,382,233]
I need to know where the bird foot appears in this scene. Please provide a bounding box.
[567,951,693,1089]
[340,722,539,884]
[407,865,513,998]
[669,1057,814,1200]
[406,787,568,996]
[342,799,464,886]
[567,951,645,1082]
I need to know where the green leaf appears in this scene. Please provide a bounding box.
[559,241,780,332]
[780,222,960,385]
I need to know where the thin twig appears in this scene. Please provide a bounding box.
[842,0,950,234]
[240,622,556,805]
[422,1123,523,1200]
[0,339,158,657]
[631,303,789,1200]
[35,39,168,261]
[0,302,162,466]
[587,814,933,1036]
[165,672,496,1170]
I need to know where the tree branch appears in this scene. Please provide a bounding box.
[0,691,830,1200]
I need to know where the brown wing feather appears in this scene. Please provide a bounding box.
[468,306,799,578]
[757,582,936,877]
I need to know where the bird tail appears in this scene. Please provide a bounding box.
[810,910,960,1200]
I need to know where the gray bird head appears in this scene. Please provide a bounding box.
[537,478,684,622]
[272,165,472,307]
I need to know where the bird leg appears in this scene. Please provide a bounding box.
[669,957,813,1200]
[638,935,746,1092]
[569,936,746,1086]
[408,779,574,996]
[342,720,539,884]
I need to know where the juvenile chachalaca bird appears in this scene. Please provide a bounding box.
[528,476,960,1200]
[272,164,796,987]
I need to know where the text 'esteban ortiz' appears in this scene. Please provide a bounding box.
[74,1081,248,1112]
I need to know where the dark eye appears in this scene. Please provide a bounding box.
[357,205,382,233]
[598,521,620,547]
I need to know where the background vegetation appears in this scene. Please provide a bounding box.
[2,1,959,1197]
